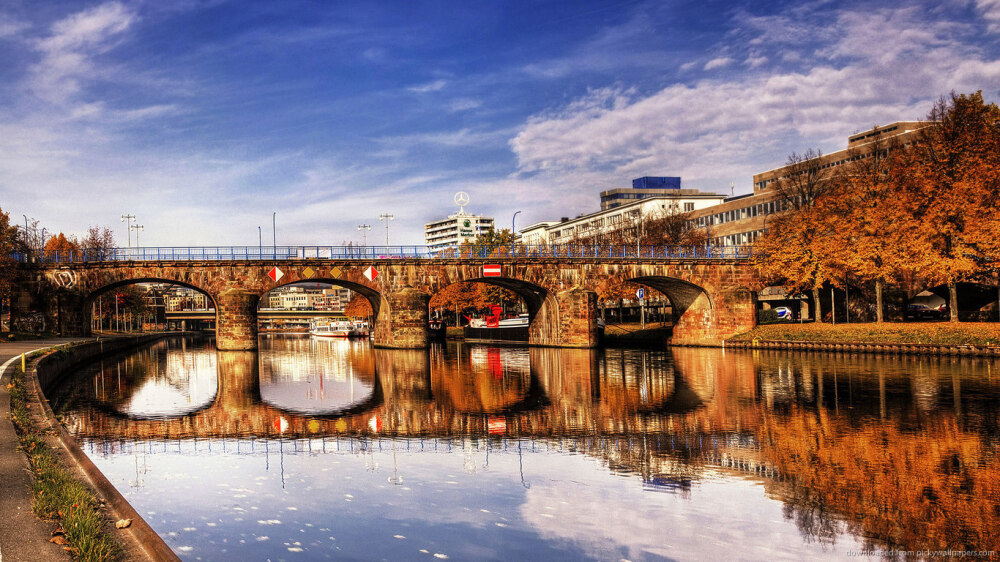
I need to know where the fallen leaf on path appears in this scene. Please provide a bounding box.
[116,518,132,529]
[49,536,69,545]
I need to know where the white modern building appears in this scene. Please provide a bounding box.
[518,183,726,245]
[425,211,495,251]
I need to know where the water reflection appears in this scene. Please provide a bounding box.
[51,338,1000,559]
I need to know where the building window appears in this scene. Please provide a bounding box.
[684,202,694,212]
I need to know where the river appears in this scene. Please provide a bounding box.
[50,335,1000,560]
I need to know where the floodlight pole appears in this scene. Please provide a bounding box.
[379,213,394,246]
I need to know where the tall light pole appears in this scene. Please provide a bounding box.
[121,214,136,248]
[272,212,276,259]
[357,224,371,246]
[512,211,521,236]
[379,213,394,246]
[258,226,262,257]
[131,224,144,247]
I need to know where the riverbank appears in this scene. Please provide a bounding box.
[727,322,1000,355]
[1,336,181,562]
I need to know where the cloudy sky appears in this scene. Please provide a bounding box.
[2,0,999,247]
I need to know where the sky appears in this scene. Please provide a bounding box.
[2,0,999,247]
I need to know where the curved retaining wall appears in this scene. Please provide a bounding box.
[726,339,1000,357]
[31,335,180,562]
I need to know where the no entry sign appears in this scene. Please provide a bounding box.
[364,266,379,281]
[483,264,502,277]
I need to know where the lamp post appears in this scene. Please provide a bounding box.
[130,224,144,247]
[357,224,371,246]
[258,226,262,257]
[272,212,276,259]
[121,214,136,248]
[379,213,394,246]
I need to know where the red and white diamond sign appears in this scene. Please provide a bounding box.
[483,264,502,277]
[268,266,284,282]
[364,266,379,281]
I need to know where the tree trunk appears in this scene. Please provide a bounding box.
[813,286,823,323]
[875,278,885,323]
[949,280,959,322]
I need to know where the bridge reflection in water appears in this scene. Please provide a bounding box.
[53,337,1000,556]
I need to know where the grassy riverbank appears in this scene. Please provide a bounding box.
[729,322,1000,347]
[8,354,122,561]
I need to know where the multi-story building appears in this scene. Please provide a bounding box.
[518,178,726,245]
[687,121,929,247]
[600,176,685,210]
[425,211,495,251]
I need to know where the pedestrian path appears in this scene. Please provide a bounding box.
[0,338,89,562]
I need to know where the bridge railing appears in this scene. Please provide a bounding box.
[13,244,753,263]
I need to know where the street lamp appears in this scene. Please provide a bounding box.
[272,212,277,259]
[357,224,371,246]
[258,226,262,257]
[130,224,144,247]
[379,213,394,246]
[121,214,136,248]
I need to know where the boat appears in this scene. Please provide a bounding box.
[463,309,530,343]
[310,319,358,338]
[352,320,370,337]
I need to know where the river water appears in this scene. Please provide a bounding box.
[50,335,1000,561]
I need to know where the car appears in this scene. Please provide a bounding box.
[774,306,793,320]
[905,303,942,320]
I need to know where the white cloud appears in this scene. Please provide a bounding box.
[0,13,29,38]
[407,79,447,93]
[30,2,136,104]
[448,98,482,112]
[978,0,1000,33]
[703,57,732,70]
[509,4,1000,200]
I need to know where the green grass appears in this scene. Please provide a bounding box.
[728,322,1000,346]
[8,360,122,561]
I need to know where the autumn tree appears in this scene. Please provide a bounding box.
[832,132,925,322]
[43,233,79,261]
[81,225,115,254]
[903,91,1000,321]
[0,207,23,327]
[754,149,842,322]
[344,293,373,319]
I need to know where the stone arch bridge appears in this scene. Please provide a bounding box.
[16,253,760,350]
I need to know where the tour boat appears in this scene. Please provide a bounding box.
[310,320,357,338]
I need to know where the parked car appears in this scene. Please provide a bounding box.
[774,306,793,320]
[905,303,942,320]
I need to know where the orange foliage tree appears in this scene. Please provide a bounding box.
[753,164,843,323]
[344,293,373,319]
[43,233,79,261]
[0,207,22,319]
[902,91,1000,321]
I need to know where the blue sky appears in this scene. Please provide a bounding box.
[2,0,999,246]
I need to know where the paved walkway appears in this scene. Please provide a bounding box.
[0,338,89,562]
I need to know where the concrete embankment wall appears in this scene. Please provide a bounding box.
[32,334,181,562]
[726,340,1000,356]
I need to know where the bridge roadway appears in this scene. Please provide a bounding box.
[14,244,761,350]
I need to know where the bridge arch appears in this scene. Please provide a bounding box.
[428,276,594,347]
[263,277,383,320]
[627,275,713,323]
[84,277,217,334]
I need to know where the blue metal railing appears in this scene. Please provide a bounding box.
[13,244,753,264]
